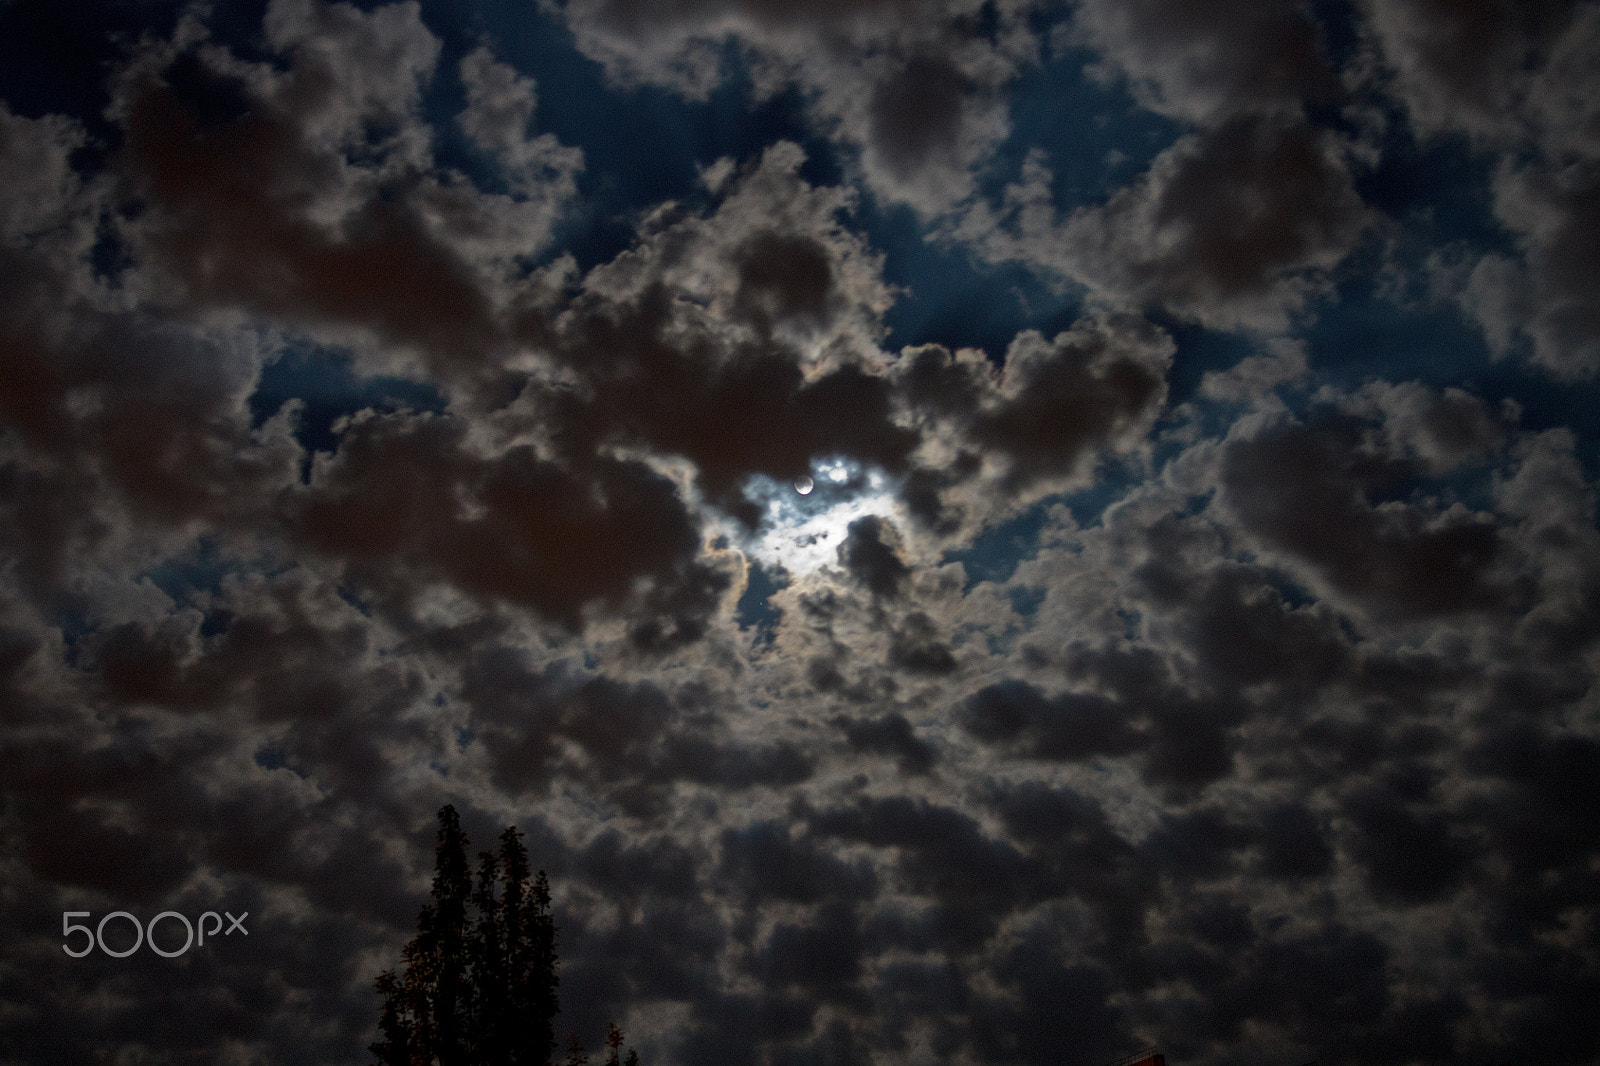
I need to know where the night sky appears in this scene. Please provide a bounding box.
[3,1,1600,1064]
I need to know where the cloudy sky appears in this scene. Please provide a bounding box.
[3,1,1600,1063]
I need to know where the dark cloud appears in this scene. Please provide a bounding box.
[1255,802,1335,880]
[971,932,1125,1066]
[1358,0,1577,143]
[1069,0,1339,123]
[116,28,514,382]
[962,678,1143,761]
[833,710,939,774]
[867,54,974,180]
[1220,413,1512,617]
[543,282,919,525]
[1061,116,1369,328]
[836,515,910,598]
[895,313,1172,526]
[886,611,957,676]
[988,781,1156,946]
[808,794,1036,948]
[719,820,878,905]
[292,411,724,635]
[733,231,837,330]
[1473,161,1600,378]
[1344,782,1471,905]
[1367,1,1600,376]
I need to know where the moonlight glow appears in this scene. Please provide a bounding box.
[746,462,897,574]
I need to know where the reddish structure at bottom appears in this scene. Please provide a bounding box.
[1102,1051,1166,1066]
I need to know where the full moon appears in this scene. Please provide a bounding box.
[793,475,814,495]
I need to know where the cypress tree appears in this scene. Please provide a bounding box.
[372,806,622,1066]
[368,969,410,1066]
[604,1023,641,1066]
[496,824,560,1065]
[524,867,559,1066]
[423,805,472,1066]
[470,848,509,1066]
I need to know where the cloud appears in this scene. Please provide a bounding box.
[1365,1,1600,376]
[1065,0,1338,124]
[290,411,729,641]
[836,515,910,599]
[962,116,1370,330]
[962,679,1143,761]
[1468,160,1600,378]
[894,312,1173,534]
[1218,412,1513,618]
[1357,0,1576,144]
[834,711,939,774]
[457,46,585,202]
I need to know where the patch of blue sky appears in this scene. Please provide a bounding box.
[418,2,1168,363]
[874,37,1181,362]
[1355,120,1511,251]
[140,535,235,604]
[139,535,300,639]
[1369,463,1503,518]
[1263,574,1317,612]
[735,560,788,647]
[0,0,179,134]
[1305,279,1492,389]
[1007,585,1047,618]
[866,199,1083,361]
[1157,318,1260,409]
[944,502,1051,589]
[253,743,290,772]
[1305,259,1600,475]
[945,461,1146,590]
[1473,363,1600,479]
[1306,0,1366,71]
[425,0,840,270]
[248,343,448,459]
[981,42,1181,212]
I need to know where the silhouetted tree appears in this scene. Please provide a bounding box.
[506,830,560,1066]
[470,847,508,1065]
[429,805,473,1065]
[602,1023,642,1066]
[371,806,473,1065]
[369,969,411,1066]
[371,806,570,1066]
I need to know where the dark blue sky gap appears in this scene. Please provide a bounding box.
[249,345,448,462]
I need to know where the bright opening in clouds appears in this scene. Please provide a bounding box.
[3,1,1600,1064]
[746,461,900,575]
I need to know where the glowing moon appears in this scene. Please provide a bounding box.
[794,475,814,495]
